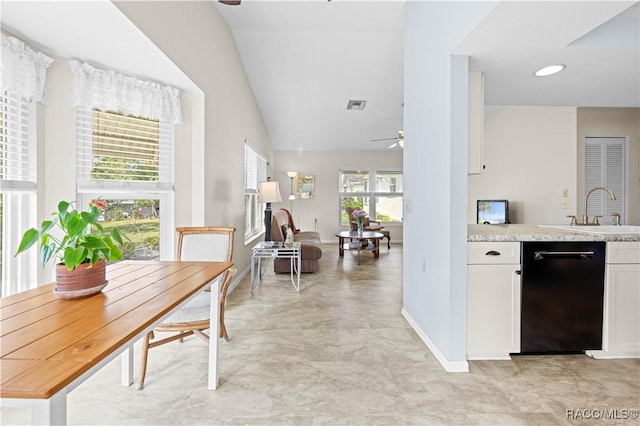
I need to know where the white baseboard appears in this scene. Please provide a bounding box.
[227,265,250,294]
[586,350,640,359]
[401,308,469,373]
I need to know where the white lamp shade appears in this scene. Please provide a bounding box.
[259,181,283,203]
[286,171,298,178]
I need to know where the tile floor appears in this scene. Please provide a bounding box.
[2,244,639,425]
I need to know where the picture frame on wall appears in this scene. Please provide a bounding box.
[295,174,315,199]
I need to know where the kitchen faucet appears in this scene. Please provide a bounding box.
[583,187,616,225]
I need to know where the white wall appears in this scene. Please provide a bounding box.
[273,150,403,242]
[468,106,578,225]
[403,1,496,372]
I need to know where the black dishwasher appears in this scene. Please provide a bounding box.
[520,241,606,353]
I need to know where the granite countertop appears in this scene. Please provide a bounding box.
[468,224,640,242]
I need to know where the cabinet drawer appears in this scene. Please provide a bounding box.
[468,242,520,265]
[606,241,640,264]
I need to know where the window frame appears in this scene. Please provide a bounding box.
[76,107,175,261]
[0,90,38,296]
[338,168,403,226]
[244,143,267,244]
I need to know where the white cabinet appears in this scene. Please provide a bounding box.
[467,242,521,359]
[589,241,640,358]
[468,71,484,175]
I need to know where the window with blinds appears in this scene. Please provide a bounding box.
[0,90,36,191]
[339,168,403,225]
[244,143,267,242]
[585,137,626,225]
[0,90,37,296]
[77,108,174,192]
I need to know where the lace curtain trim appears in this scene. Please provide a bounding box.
[0,34,54,104]
[68,60,182,125]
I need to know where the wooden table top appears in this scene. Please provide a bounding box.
[0,260,232,399]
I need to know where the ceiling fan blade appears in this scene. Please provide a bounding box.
[388,142,398,149]
[371,137,397,142]
[398,139,404,148]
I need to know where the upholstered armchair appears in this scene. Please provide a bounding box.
[344,206,391,249]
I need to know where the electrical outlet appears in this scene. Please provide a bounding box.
[562,199,569,209]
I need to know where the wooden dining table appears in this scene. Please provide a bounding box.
[0,260,233,425]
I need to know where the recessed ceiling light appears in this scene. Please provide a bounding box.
[534,64,566,77]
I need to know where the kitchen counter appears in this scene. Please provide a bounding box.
[468,224,640,242]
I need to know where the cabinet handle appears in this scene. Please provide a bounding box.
[515,270,521,275]
[534,251,594,260]
[485,250,501,256]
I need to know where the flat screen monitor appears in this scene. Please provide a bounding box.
[477,200,509,224]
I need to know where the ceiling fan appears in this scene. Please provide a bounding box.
[371,130,404,149]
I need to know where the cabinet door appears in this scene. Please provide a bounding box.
[467,264,521,359]
[604,264,640,355]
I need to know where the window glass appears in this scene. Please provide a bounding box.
[338,169,403,225]
[95,198,160,260]
[77,108,174,260]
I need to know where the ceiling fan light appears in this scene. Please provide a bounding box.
[534,64,565,77]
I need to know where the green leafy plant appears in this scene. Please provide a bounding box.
[15,199,124,270]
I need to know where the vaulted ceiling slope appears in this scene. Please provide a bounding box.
[1,1,637,153]
[215,0,638,151]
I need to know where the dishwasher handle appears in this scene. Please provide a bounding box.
[534,251,595,260]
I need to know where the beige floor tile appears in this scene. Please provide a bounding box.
[2,244,638,425]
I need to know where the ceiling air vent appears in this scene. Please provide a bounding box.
[346,100,367,110]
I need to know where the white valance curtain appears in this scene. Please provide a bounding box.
[0,34,54,103]
[68,60,182,125]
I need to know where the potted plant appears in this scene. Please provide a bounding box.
[15,199,123,298]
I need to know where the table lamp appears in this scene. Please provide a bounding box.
[259,177,282,241]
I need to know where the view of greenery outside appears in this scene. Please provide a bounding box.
[339,169,403,224]
[96,199,159,260]
[89,109,161,260]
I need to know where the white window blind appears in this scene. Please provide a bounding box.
[0,91,37,296]
[0,90,36,191]
[244,143,267,241]
[244,143,267,192]
[77,108,174,192]
[585,137,626,225]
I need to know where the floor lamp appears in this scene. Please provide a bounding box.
[259,177,282,241]
[287,171,297,201]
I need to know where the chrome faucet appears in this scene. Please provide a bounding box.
[583,187,616,225]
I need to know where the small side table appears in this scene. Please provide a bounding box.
[251,241,301,292]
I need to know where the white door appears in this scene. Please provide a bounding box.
[585,137,627,225]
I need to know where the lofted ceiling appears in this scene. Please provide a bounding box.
[1,1,638,153]
[215,0,639,151]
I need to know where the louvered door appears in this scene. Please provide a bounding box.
[585,137,626,225]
